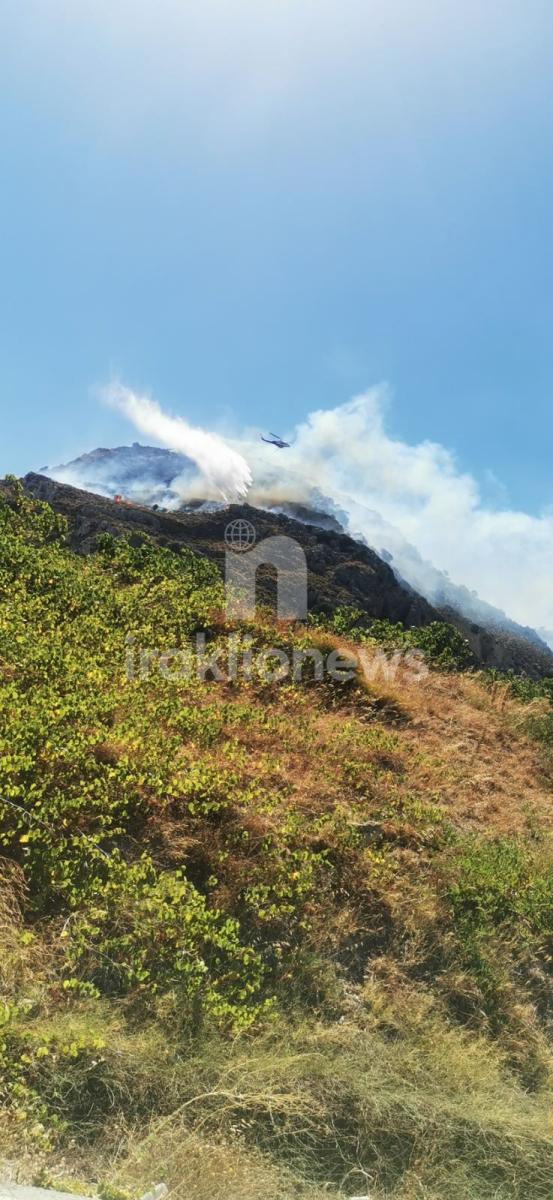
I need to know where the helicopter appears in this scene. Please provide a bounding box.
[261,432,291,448]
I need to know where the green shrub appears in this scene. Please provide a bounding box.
[63,858,268,1025]
[310,606,475,670]
[481,669,553,706]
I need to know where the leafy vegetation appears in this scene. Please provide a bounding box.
[1,479,553,1198]
[310,604,476,670]
[481,668,553,705]
[480,668,553,751]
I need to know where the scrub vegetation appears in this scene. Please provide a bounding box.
[1,479,553,1199]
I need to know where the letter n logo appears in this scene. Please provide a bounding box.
[225,522,308,620]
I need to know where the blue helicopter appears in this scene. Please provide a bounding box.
[261,432,291,448]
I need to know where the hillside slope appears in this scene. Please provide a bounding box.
[19,472,553,677]
[44,442,553,672]
[1,480,553,1199]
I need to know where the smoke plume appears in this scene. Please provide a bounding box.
[103,383,252,501]
[46,382,553,638]
[238,389,553,638]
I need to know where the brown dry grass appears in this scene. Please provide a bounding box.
[189,644,553,841]
[377,667,553,836]
[4,642,553,1198]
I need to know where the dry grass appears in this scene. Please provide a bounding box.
[4,622,553,1198]
[379,667,553,836]
[187,645,553,841]
[85,1006,553,1200]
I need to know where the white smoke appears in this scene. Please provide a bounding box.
[235,388,553,638]
[103,382,252,501]
[47,382,553,638]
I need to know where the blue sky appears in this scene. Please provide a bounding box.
[1,0,553,513]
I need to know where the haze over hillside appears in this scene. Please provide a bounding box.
[21,467,553,680]
[45,439,553,670]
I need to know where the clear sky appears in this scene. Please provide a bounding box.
[1,0,553,514]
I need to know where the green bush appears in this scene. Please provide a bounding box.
[447,839,549,933]
[481,669,553,706]
[310,606,475,670]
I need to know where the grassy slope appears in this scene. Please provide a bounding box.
[1,480,553,1199]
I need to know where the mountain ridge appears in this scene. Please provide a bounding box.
[16,470,553,678]
[44,442,553,663]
